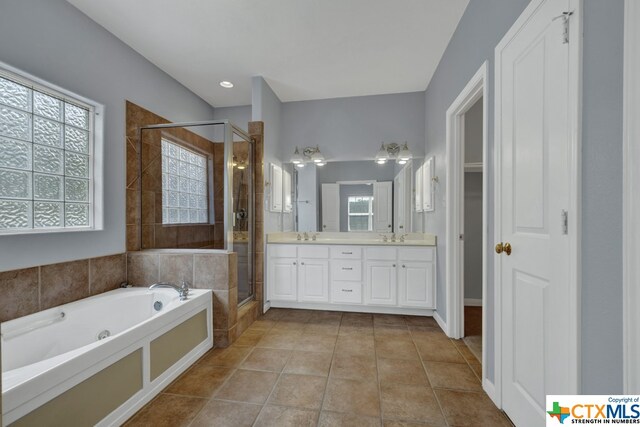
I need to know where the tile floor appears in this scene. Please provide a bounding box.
[125,308,512,426]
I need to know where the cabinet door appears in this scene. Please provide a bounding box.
[321,183,340,231]
[365,261,397,306]
[422,156,434,212]
[298,258,329,302]
[399,261,435,308]
[373,181,393,232]
[415,164,423,212]
[268,257,297,301]
[270,163,283,212]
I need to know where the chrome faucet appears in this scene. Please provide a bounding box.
[390,233,397,242]
[311,233,318,241]
[149,281,189,301]
[303,232,309,241]
[399,234,409,243]
[379,234,389,243]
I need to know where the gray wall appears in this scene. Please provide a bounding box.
[0,0,215,272]
[316,160,396,184]
[422,0,531,384]
[339,184,374,232]
[252,76,289,234]
[580,0,624,393]
[213,105,252,131]
[464,172,483,300]
[423,0,625,393]
[281,92,425,162]
[464,98,483,163]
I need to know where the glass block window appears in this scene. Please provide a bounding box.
[0,71,96,233]
[161,139,208,224]
[347,196,374,231]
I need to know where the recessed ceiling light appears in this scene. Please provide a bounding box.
[219,81,234,88]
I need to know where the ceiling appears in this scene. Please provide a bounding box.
[66,0,469,107]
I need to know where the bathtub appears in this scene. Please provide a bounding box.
[1,287,213,426]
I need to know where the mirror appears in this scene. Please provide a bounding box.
[281,160,419,233]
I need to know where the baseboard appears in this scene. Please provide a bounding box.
[464,298,482,307]
[433,311,448,335]
[263,300,271,313]
[483,378,500,408]
[269,300,435,317]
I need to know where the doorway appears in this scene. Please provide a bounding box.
[462,97,484,364]
[444,62,488,350]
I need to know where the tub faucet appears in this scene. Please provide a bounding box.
[149,281,189,301]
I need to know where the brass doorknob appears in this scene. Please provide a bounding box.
[495,243,504,254]
[504,242,512,256]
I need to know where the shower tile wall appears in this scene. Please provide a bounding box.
[125,101,225,251]
[0,254,126,322]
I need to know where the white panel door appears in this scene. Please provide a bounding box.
[321,183,340,231]
[394,173,403,233]
[268,257,297,301]
[298,258,329,302]
[365,261,397,305]
[497,0,575,424]
[373,181,393,232]
[399,261,435,308]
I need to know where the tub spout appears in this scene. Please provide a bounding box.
[149,282,189,301]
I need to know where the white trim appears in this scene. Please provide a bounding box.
[624,0,640,394]
[464,162,483,173]
[464,298,482,307]
[493,0,583,408]
[444,61,488,343]
[433,311,447,333]
[483,379,499,406]
[336,180,376,185]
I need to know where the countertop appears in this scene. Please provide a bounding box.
[267,232,436,246]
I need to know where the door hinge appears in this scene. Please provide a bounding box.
[553,11,574,44]
[561,210,569,235]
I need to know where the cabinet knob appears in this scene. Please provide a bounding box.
[402,265,406,268]
[393,264,396,267]
[301,262,305,265]
[293,261,297,265]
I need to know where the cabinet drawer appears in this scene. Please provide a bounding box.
[331,260,362,281]
[398,247,434,262]
[331,281,362,304]
[298,245,329,259]
[330,246,362,259]
[365,247,397,261]
[269,245,297,258]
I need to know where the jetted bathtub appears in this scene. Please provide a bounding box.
[1,287,213,426]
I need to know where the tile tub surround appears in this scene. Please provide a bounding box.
[127,250,239,347]
[126,308,510,426]
[125,101,225,251]
[0,254,126,322]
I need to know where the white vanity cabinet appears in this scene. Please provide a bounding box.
[267,242,436,314]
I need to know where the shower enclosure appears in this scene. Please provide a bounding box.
[138,120,255,306]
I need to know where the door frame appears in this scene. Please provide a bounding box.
[445,62,488,340]
[493,0,583,406]
[624,0,640,394]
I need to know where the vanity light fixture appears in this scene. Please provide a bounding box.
[375,143,389,164]
[219,81,234,88]
[374,142,412,165]
[290,146,326,166]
